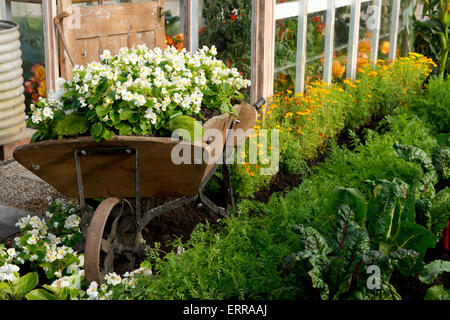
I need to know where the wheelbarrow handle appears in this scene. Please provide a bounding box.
[252,98,266,110]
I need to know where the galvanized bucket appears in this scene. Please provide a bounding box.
[0,20,26,145]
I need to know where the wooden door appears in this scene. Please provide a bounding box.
[57,0,165,79]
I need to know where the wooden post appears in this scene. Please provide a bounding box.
[43,0,59,92]
[388,0,401,61]
[0,0,12,20]
[346,0,361,80]
[323,0,335,85]
[250,0,275,104]
[183,0,198,52]
[370,0,382,64]
[295,0,308,93]
[57,0,75,80]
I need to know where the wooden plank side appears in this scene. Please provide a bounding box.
[14,136,208,198]
[346,0,361,80]
[323,0,335,84]
[295,0,308,93]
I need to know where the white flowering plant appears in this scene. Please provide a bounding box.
[27,45,251,142]
[0,197,157,300]
[4,198,84,282]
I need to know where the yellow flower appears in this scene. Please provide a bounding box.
[34,65,46,81]
[37,80,46,97]
[380,41,390,55]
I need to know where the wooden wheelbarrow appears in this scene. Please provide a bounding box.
[13,100,264,284]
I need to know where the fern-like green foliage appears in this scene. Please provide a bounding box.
[168,115,204,142]
[53,114,89,138]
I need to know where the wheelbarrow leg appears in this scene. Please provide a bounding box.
[222,163,235,210]
[198,190,228,218]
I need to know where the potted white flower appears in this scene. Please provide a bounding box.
[27,45,251,142]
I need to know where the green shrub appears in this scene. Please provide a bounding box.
[53,114,89,138]
[167,115,204,142]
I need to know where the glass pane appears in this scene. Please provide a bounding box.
[12,2,45,110]
[357,1,373,71]
[199,1,252,100]
[164,0,182,37]
[274,16,298,93]
[332,5,351,83]
[397,0,416,58]
[378,0,393,61]
[305,11,326,85]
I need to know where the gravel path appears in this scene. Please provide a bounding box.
[0,160,67,215]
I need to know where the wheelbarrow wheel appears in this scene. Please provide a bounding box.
[84,198,141,285]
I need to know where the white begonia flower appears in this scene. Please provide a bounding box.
[45,250,57,262]
[6,248,15,257]
[87,281,99,300]
[31,109,43,124]
[27,234,38,245]
[100,49,111,61]
[210,45,217,55]
[51,277,70,289]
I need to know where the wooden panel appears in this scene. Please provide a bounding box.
[59,0,164,79]
[136,30,156,49]
[14,136,208,199]
[99,33,128,55]
[80,37,100,65]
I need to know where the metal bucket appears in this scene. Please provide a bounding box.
[0,20,26,145]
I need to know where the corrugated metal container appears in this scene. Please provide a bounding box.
[0,20,26,145]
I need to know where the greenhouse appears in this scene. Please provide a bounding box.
[0,0,448,307]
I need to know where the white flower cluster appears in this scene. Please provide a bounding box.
[87,267,152,300]
[0,197,157,300]
[28,44,251,135]
[0,263,20,282]
[64,214,81,230]
[15,215,46,231]
[1,199,85,283]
